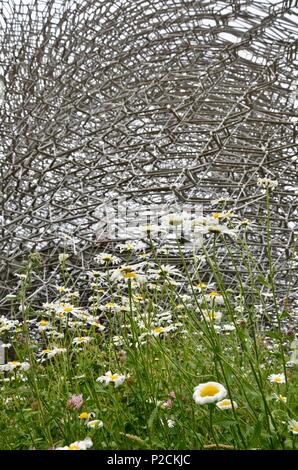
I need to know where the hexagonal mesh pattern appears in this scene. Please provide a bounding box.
[0,0,297,305]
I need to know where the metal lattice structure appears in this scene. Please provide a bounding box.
[0,0,297,304]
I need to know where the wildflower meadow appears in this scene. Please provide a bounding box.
[0,185,297,451]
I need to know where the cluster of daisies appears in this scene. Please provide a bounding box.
[54,373,297,450]
[1,187,297,450]
[0,239,296,379]
[193,381,237,410]
[192,379,298,437]
[52,374,128,449]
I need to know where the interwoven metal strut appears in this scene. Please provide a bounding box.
[0,0,297,304]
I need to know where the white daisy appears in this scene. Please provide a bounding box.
[72,336,93,345]
[149,265,182,279]
[56,437,93,450]
[268,373,286,384]
[38,320,51,331]
[167,418,176,428]
[273,394,287,403]
[206,292,224,306]
[257,177,278,191]
[216,399,238,410]
[193,382,227,405]
[192,216,237,237]
[96,370,126,387]
[40,347,67,360]
[86,419,104,429]
[221,324,236,332]
[95,253,121,265]
[288,420,298,435]
[202,310,223,323]
[0,361,30,372]
[151,325,175,337]
[161,212,189,227]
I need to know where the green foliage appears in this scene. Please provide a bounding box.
[0,205,297,450]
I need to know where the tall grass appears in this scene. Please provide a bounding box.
[0,194,297,450]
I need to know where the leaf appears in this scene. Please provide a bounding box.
[265,331,282,341]
[279,310,290,320]
[251,421,262,440]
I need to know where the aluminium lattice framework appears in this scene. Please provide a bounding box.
[0,0,297,307]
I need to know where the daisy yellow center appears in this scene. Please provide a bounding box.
[208,312,216,320]
[39,320,48,326]
[69,445,81,450]
[219,399,230,406]
[121,267,133,274]
[209,292,220,297]
[200,385,220,397]
[106,302,116,308]
[154,327,164,334]
[291,424,298,433]
[124,272,137,279]
[42,349,51,354]
[197,283,207,289]
[212,213,221,219]
[77,337,85,341]
[273,377,282,383]
[63,307,73,313]
[111,375,119,381]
